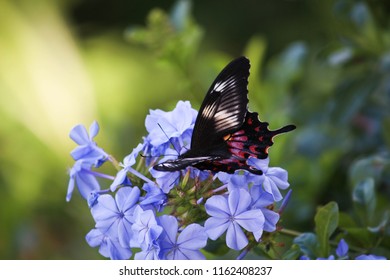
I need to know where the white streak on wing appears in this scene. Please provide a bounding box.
[202,103,216,120]
[213,80,230,92]
[203,76,242,129]
[183,156,213,162]
[214,104,241,130]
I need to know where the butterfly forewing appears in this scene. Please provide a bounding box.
[190,57,250,151]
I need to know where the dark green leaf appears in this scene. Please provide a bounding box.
[315,202,339,257]
[344,227,376,248]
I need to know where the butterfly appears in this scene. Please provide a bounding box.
[153,56,296,175]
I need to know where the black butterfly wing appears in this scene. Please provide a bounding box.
[190,56,250,152]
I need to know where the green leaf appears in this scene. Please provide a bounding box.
[344,227,376,248]
[282,244,302,260]
[315,201,339,257]
[203,239,229,256]
[352,177,376,223]
[293,232,319,259]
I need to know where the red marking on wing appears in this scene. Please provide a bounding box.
[226,111,295,161]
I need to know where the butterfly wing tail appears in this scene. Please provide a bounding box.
[269,124,296,138]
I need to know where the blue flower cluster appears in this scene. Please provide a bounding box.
[67,101,292,259]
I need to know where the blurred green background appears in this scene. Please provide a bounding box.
[1,0,389,259]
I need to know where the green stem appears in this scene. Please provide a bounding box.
[109,155,121,171]
[279,228,302,237]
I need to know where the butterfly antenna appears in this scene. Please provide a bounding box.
[158,123,181,155]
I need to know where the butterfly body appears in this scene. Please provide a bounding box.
[153,57,296,175]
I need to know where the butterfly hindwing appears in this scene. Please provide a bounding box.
[226,112,296,161]
[191,112,296,175]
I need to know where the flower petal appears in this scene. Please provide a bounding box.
[166,248,205,260]
[89,121,100,139]
[253,228,263,242]
[158,215,178,245]
[250,187,275,208]
[69,124,89,145]
[92,195,118,218]
[226,222,248,250]
[262,209,279,232]
[263,177,283,201]
[110,169,128,192]
[118,218,133,248]
[205,195,230,218]
[115,187,140,213]
[86,228,104,247]
[177,224,208,250]
[204,217,229,240]
[228,189,251,216]
[235,209,265,233]
[336,239,349,258]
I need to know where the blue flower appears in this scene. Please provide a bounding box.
[87,191,100,208]
[144,101,197,167]
[159,215,208,260]
[145,101,197,149]
[134,226,163,260]
[248,157,290,201]
[149,165,180,193]
[336,239,349,258]
[67,160,100,202]
[69,121,109,167]
[131,206,163,248]
[91,187,140,249]
[110,143,146,191]
[204,188,265,250]
[250,187,280,235]
[67,121,117,202]
[226,174,251,192]
[86,228,132,260]
[278,189,293,214]
[140,183,167,211]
